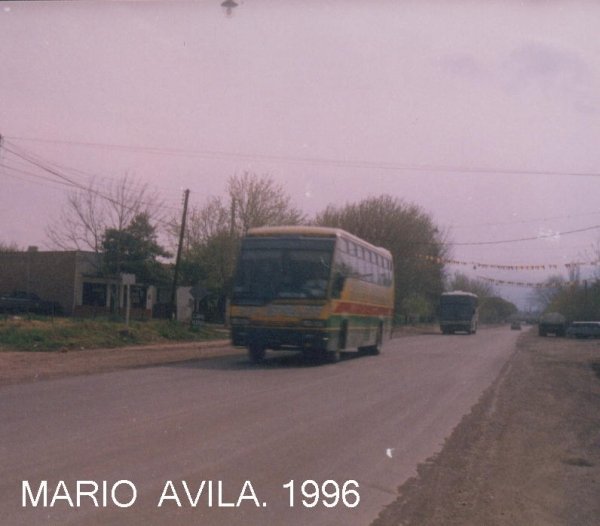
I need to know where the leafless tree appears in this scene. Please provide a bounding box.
[46,174,166,253]
[0,241,20,252]
[185,196,231,250]
[228,172,305,234]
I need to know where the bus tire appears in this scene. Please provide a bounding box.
[339,320,348,350]
[326,350,341,363]
[248,343,266,363]
[367,323,383,355]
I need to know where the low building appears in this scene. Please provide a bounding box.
[0,248,159,317]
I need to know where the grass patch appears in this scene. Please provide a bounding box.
[0,316,226,352]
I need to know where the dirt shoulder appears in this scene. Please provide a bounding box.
[0,324,438,387]
[0,339,239,386]
[372,330,600,526]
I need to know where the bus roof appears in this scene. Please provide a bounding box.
[441,290,478,298]
[246,226,392,258]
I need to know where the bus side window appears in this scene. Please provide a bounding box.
[377,254,385,285]
[382,258,389,286]
[331,272,346,298]
[347,243,360,278]
[364,250,372,283]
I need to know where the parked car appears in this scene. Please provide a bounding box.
[566,321,600,339]
[510,321,522,330]
[0,291,63,315]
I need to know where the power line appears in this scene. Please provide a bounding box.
[2,142,178,228]
[449,210,600,230]
[449,224,600,246]
[2,140,185,211]
[3,136,600,248]
[0,162,79,191]
[7,135,600,179]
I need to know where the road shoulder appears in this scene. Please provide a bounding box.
[372,330,600,526]
[0,339,237,386]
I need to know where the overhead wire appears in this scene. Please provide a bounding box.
[7,135,600,179]
[0,161,80,191]
[4,139,182,203]
[3,141,184,210]
[447,224,600,246]
[449,209,600,230]
[3,135,600,247]
[1,142,181,228]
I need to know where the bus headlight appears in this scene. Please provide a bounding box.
[230,317,250,326]
[301,319,327,328]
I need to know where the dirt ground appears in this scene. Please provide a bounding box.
[372,330,600,526]
[0,324,434,386]
[0,339,236,386]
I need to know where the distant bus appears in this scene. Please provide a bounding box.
[439,291,478,334]
[229,226,394,363]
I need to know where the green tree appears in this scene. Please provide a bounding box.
[103,213,171,284]
[447,272,494,298]
[479,296,518,323]
[545,279,600,321]
[314,194,447,317]
[178,173,305,321]
[401,293,433,324]
[530,274,567,312]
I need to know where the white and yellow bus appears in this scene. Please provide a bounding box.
[229,226,394,362]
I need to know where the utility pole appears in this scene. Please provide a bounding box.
[171,189,190,319]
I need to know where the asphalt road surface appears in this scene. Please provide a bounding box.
[1,327,520,526]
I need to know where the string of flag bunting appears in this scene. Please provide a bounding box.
[418,254,600,271]
[477,276,578,289]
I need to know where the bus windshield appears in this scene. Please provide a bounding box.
[440,296,477,319]
[233,246,334,303]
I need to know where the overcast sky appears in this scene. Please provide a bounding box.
[1,1,600,308]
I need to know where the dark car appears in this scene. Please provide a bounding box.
[538,312,566,337]
[0,291,63,315]
[510,321,522,330]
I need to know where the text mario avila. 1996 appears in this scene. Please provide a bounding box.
[21,479,361,509]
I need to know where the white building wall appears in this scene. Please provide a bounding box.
[176,286,194,322]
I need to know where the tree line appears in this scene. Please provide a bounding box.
[1,171,522,322]
[532,273,600,322]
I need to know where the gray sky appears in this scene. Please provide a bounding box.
[1,1,600,308]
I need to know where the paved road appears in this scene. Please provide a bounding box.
[1,327,521,525]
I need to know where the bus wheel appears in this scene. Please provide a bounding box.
[339,320,348,350]
[368,324,383,355]
[326,350,341,363]
[373,323,383,355]
[248,344,266,363]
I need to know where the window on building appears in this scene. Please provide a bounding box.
[82,282,107,307]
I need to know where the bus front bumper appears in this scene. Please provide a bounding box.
[230,326,330,351]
